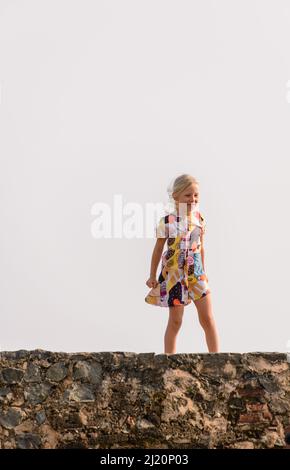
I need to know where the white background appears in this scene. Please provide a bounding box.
[1,0,290,353]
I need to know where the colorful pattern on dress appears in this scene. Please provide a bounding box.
[145,210,210,307]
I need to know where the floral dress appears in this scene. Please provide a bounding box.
[145,210,210,307]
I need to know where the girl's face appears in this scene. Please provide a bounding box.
[173,183,199,207]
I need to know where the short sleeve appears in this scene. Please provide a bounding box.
[155,216,169,239]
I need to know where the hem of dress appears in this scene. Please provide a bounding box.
[145,290,211,307]
[145,298,193,307]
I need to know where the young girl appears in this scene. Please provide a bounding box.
[145,174,219,354]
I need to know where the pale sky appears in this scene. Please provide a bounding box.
[0,0,290,354]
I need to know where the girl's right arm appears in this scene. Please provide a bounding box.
[146,238,167,288]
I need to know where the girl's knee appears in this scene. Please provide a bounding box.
[169,317,183,330]
[199,314,215,330]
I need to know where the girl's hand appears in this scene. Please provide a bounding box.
[146,277,158,288]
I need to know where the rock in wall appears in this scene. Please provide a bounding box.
[0,351,289,449]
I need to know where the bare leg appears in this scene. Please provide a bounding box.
[194,293,219,352]
[164,305,184,354]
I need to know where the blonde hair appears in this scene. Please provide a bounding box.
[168,174,199,201]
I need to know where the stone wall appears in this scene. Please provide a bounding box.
[0,351,289,449]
